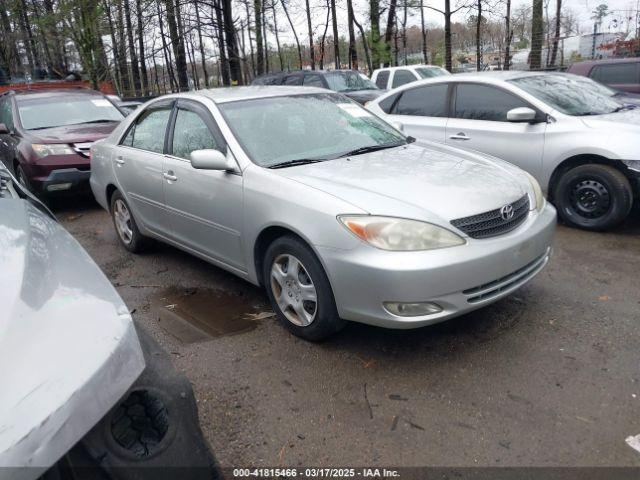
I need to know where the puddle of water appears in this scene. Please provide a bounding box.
[151,287,272,343]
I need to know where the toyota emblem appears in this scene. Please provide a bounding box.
[500,204,515,221]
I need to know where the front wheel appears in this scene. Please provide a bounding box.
[553,164,633,231]
[263,236,345,341]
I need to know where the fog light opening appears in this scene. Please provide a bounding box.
[46,183,72,192]
[383,301,443,317]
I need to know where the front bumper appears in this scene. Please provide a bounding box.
[318,203,557,329]
[32,168,91,193]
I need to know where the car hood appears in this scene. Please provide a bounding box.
[580,108,640,129]
[25,122,120,144]
[342,89,386,105]
[0,200,144,474]
[274,142,529,224]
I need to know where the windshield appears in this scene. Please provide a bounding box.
[508,75,624,116]
[17,95,124,130]
[324,71,379,92]
[219,93,406,167]
[416,67,448,79]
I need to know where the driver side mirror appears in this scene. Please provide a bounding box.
[0,123,9,135]
[507,107,537,123]
[190,149,235,172]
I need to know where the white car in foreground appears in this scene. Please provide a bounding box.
[367,72,640,231]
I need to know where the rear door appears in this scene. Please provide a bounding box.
[590,62,640,93]
[163,99,245,269]
[113,100,173,234]
[382,83,450,142]
[445,83,546,177]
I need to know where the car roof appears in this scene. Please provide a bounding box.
[373,65,444,72]
[178,85,332,104]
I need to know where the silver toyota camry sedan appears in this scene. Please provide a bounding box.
[90,86,556,341]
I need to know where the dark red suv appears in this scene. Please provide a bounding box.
[566,58,640,93]
[0,88,124,195]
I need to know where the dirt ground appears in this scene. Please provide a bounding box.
[56,198,640,468]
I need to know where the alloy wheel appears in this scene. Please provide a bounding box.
[270,254,318,326]
[113,199,133,245]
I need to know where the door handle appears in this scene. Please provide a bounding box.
[449,132,470,140]
[163,171,178,182]
[115,156,125,165]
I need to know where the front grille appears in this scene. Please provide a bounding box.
[451,195,530,239]
[72,142,93,158]
[463,248,550,303]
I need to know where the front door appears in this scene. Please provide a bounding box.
[162,99,245,270]
[114,101,173,234]
[445,83,547,178]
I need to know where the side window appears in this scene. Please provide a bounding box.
[375,71,390,89]
[379,93,399,114]
[454,84,528,122]
[591,63,638,84]
[171,109,221,160]
[284,75,303,86]
[394,84,449,117]
[304,75,324,87]
[391,69,417,88]
[0,98,14,131]
[123,107,172,153]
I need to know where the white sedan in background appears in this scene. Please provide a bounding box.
[367,72,640,231]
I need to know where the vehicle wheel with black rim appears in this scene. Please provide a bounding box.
[110,190,146,253]
[554,164,633,231]
[263,236,345,341]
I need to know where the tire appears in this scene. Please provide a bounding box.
[553,164,633,231]
[15,164,33,193]
[262,235,345,341]
[110,190,146,253]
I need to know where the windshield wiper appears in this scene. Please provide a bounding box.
[69,119,119,125]
[336,141,406,158]
[268,158,326,169]
[612,104,637,113]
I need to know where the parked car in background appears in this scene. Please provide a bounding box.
[91,87,555,341]
[0,88,124,196]
[372,65,450,90]
[367,71,640,231]
[567,58,640,93]
[0,165,217,479]
[571,74,640,106]
[251,70,384,104]
[108,94,143,115]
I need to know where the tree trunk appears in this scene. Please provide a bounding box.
[157,0,177,91]
[305,0,315,69]
[346,0,358,69]
[444,0,452,71]
[194,0,209,86]
[549,0,562,66]
[42,0,65,77]
[319,1,330,69]
[420,0,428,63]
[214,0,231,85]
[254,0,264,75]
[504,0,512,70]
[165,0,189,90]
[401,0,408,65]
[115,0,130,95]
[243,0,256,76]
[136,0,149,94]
[271,1,284,70]
[223,0,244,84]
[383,0,397,67]
[17,0,40,75]
[330,0,340,68]
[124,0,141,95]
[530,0,543,69]
[281,0,303,69]
[353,13,372,73]
[261,4,269,72]
[476,0,482,71]
[369,0,381,68]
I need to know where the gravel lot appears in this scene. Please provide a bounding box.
[55,198,640,468]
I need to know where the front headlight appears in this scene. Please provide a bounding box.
[338,215,465,251]
[32,144,75,157]
[523,171,545,212]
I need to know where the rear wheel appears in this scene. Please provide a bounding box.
[553,164,633,231]
[110,190,146,253]
[263,236,345,341]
